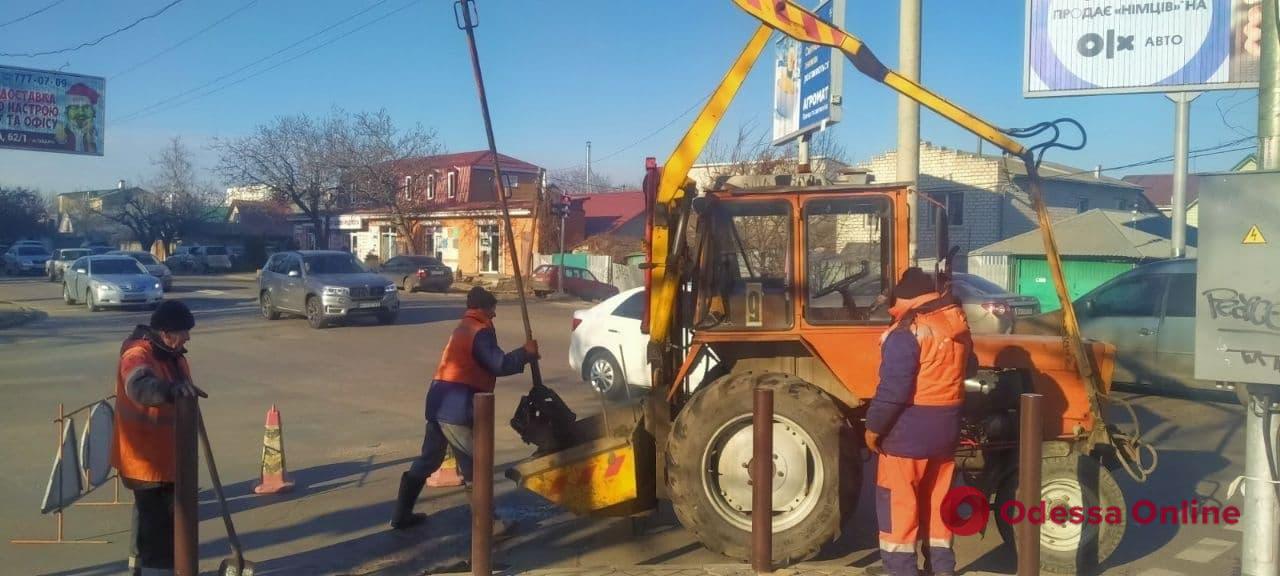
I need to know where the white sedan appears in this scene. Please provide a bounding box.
[569,287,714,399]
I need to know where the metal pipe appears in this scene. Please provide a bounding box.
[456,0,543,389]
[1168,92,1198,259]
[1243,385,1280,575]
[1017,393,1042,576]
[173,397,199,575]
[472,392,495,576]
[898,0,921,264]
[752,387,773,573]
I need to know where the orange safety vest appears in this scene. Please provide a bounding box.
[884,292,970,409]
[111,338,189,483]
[432,309,498,392]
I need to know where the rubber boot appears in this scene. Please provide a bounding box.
[390,472,428,530]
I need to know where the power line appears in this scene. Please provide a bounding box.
[1061,136,1256,177]
[0,0,68,30]
[549,90,713,173]
[115,0,394,124]
[122,0,418,124]
[112,0,261,80]
[0,0,187,58]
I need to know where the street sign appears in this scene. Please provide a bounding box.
[771,0,844,145]
[1195,170,1280,386]
[1024,0,1260,97]
[0,65,105,156]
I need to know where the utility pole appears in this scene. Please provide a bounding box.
[1246,1,1280,574]
[586,140,593,195]
[555,194,568,295]
[898,0,921,264]
[1168,92,1198,259]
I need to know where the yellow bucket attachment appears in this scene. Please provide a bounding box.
[506,401,654,517]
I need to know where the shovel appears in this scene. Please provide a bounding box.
[196,406,256,576]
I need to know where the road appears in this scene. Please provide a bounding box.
[0,273,1250,575]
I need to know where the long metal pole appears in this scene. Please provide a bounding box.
[1017,394,1042,576]
[586,140,592,195]
[898,0,921,265]
[456,0,543,387]
[557,205,566,296]
[173,397,199,576]
[1249,1,1280,573]
[471,393,495,576]
[1168,92,1198,259]
[752,388,773,574]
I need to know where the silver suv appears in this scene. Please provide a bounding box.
[258,250,399,329]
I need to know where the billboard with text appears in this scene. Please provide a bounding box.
[0,65,104,156]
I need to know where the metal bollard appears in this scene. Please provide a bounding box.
[1017,393,1043,576]
[752,387,773,573]
[174,397,199,575]
[472,392,495,576]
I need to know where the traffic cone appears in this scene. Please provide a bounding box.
[427,446,464,488]
[253,405,295,494]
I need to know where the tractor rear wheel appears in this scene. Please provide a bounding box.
[666,371,859,564]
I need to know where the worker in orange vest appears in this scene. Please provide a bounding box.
[391,287,538,531]
[865,268,973,576]
[111,300,206,576]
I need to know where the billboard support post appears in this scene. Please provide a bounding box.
[1168,91,1199,259]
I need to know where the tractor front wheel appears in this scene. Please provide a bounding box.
[666,371,859,565]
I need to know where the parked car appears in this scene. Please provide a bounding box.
[166,245,233,273]
[4,244,51,275]
[46,248,92,282]
[62,256,164,312]
[1013,259,1222,396]
[531,264,620,301]
[569,287,715,399]
[258,250,399,329]
[378,255,454,292]
[108,250,173,291]
[949,273,1041,334]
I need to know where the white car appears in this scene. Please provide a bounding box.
[569,287,715,399]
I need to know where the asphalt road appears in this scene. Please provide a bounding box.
[0,273,1251,575]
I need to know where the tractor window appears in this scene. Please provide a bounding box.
[696,199,793,331]
[804,197,893,325]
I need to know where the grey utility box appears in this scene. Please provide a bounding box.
[1195,170,1280,386]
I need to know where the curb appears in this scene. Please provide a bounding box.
[0,300,43,330]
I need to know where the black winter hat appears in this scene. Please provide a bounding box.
[892,267,935,301]
[466,286,498,310]
[150,300,195,332]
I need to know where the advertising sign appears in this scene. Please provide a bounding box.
[0,65,105,155]
[1025,0,1260,97]
[772,0,844,144]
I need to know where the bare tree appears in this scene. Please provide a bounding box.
[215,114,345,249]
[697,123,848,182]
[0,187,51,242]
[548,165,618,195]
[335,109,444,255]
[149,137,220,255]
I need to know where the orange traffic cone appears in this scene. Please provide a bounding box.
[253,405,295,494]
[426,446,464,488]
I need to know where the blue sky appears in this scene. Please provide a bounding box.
[0,0,1261,195]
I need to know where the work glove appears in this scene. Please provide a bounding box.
[172,379,208,400]
[523,339,540,361]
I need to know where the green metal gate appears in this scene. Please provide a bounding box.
[1014,257,1134,312]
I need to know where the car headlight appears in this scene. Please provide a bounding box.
[96,283,118,293]
[153,281,162,290]
[324,286,349,296]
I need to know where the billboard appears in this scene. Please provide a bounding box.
[1024,0,1260,97]
[0,65,105,156]
[772,0,844,144]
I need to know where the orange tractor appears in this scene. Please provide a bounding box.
[508,2,1156,573]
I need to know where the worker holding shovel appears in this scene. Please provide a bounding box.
[111,301,205,576]
[391,286,539,532]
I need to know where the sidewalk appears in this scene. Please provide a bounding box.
[498,565,1007,576]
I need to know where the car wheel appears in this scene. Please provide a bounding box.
[534,290,548,299]
[585,350,625,400]
[63,283,76,305]
[305,296,326,329]
[86,290,99,312]
[260,291,280,320]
